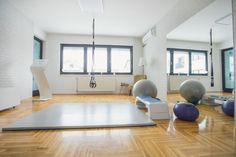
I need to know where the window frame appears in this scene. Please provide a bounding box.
[33,36,43,96]
[221,47,234,92]
[167,48,208,76]
[60,44,133,75]
[34,36,43,59]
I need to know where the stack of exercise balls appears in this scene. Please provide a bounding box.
[132,80,157,109]
[173,80,205,121]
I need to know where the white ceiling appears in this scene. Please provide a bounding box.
[8,0,179,37]
[167,0,233,43]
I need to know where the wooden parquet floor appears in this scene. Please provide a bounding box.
[0,94,235,157]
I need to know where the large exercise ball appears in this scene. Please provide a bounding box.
[132,80,157,97]
[173,102,199,121]
[179,80,205,105]
[222,99,234,117]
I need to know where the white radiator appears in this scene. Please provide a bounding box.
[168,76,209,91]
[169,77,186,91]
[76,76,116,92]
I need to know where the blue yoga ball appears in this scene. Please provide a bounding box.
[173,102,199,121]
[222,99,234,117]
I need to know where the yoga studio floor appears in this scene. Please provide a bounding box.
[0,94,235,157]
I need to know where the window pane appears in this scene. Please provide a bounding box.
[167,51,170,74]
[33,38,42,92]
[33,39,41,60]
[87,47,107,73]
[223,49,234,89]
[111,48,131,73]
[173,51,189,74]
[62,47,84,72]
[191,52,207,74]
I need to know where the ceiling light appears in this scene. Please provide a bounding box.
[78,0,103,15]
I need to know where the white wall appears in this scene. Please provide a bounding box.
[144,0,214,100]
[218,39,234,49]
[45,33,143,94]
[166,39,223,92]
[0,0,33,106]
[34,26,47,41]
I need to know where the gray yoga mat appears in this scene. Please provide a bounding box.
[3,102,156,131]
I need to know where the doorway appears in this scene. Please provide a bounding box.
[222,47,234,92]
[33,36,43,96]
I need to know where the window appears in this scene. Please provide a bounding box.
[173,51,189,74]
[62,47,84,73]
[60,44,133,74]
[167,51,170,74]
[87,47,107,73]
[191,52,207,74]
[167,48,208,75]
[111,48,131,73]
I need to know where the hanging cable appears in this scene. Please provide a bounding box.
[210,28,214,87]
[89,18,97,88]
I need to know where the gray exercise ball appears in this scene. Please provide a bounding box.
[179,80,206,105]
[132,80,157,97]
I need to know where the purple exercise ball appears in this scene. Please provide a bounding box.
[173,102,199,121]
[222,99,234,117]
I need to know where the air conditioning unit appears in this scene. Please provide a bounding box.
[142,27,156,45]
